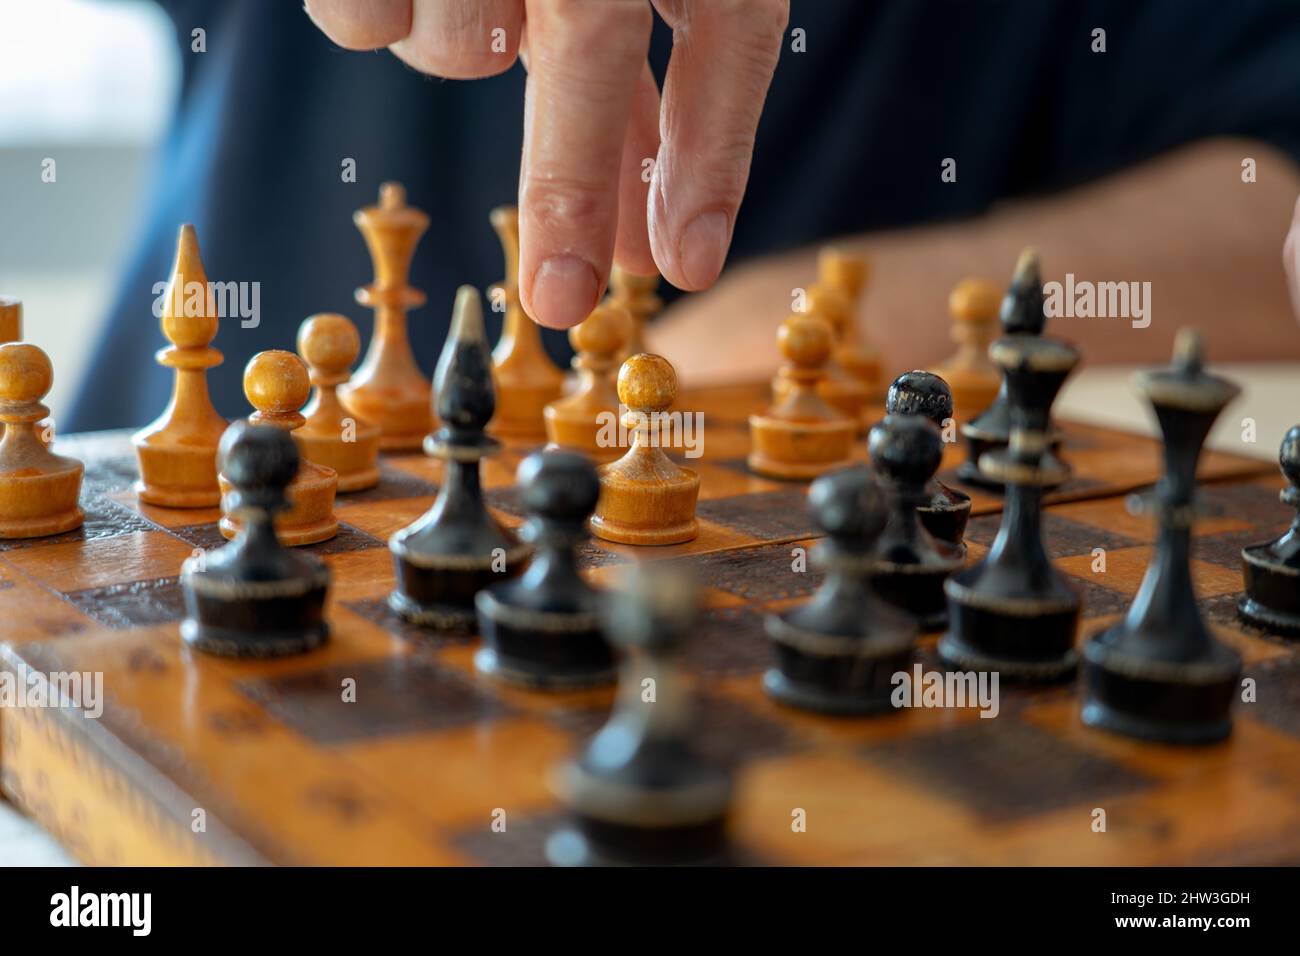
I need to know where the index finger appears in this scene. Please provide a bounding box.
[517,0,653,329]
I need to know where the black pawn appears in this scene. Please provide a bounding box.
[476,450,614,688]
[958,249,1068,489]
[547,567,731,867]
[764,467,917,714]
[868,414,965,630]
[1240,425,1300,635]
[389,286,529,632]
[886,370,971,545]
[1082,330,1242,743]
[181,422,330,657]
[940,334,1081,679]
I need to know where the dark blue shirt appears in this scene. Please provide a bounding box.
[69,0,1300,430]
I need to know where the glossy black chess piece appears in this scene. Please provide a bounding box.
[476,450,615,688]
[764,467,917,714]
[867,414,965,630]
[180,421,329,657]
[1082,330,1242,743]
[939,333,1082,680]
[1239,425,1300,635]
[886,370,971,545]
[547,566,732,866]
[958,249,1067,490]
[389,286,529,632]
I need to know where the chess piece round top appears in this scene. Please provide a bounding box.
[161,224,218,349]
[617,353,677,411]
[244,350,311,415]
[818,247,869,299]
[570,303,632,358]
[297,313,360,383]
[779,312,834,369]
[887,370,954,426]
[948,278,1001,322]
[1136,327,1240,413]
[806,284,851,336]
[869,413,944,487]
[809,467,886,544]
[518,450,601,525]
[1280,425,1300,489]
[219,420,299,500]
[0,342,52,405]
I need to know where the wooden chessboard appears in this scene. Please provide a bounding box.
[1,381,1297,865]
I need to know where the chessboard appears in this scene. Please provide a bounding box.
[1,380,1297,866]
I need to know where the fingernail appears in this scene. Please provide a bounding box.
[529,255,599,329]
[678,211,730,289]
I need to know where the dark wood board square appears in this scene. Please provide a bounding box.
[962,512,1141,559]
[860,719,1154,823]
[335,465,438,505]
[670,542,824,604]
[1192,527,1270,571]
[235,657,511,745]
[342,597,476,648]
[1198,482,1286,528]
[169,521,384,555]
[62,575,186,629]
[1243,655,1300,739]
[942,469,1106,499]
[697,488,819,539]
[687,607,772,677]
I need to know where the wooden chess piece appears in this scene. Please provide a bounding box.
[0,296,19,343]
[868,413,965,630]
[133,225,228,507]
[547,566,731,866]
[338,182,433,451]
[389,286,529,631]
[749,312,856,481]
[1082,330,1242,742]
[817,247,883,397]
[771,286,870,429]
[488,205,564,439]
[181,422,330,657]
[296,313,381,493]
[476,450,615,689]
[940,334,1082,679]
[609,264,661,359]
[886,370,971,545]
[544,302,633,463]
[1239,424,1300,635]
[933,277,1001,425]
[590,353,699,545]
[219,351,339,546]
[764,467,916,714]
[0,343,83,538]
[959,248,1068,489]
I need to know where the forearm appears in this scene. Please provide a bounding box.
[649,138,1300,385]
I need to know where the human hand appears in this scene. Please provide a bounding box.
[305,0,789,329]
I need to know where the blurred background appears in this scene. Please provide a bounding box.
[0,0,177,416]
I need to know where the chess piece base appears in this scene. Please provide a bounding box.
[940,576,1080,679]
[918,497,972,546]
[747,413,855,482]
[1080,633,1240,744]
[135,479,221,509]
[295,433,381,493]
[1238,545,1300,636]
[475,591,615,689]
[180,571,330,658]
[389,545,528,633]
[764,614,912,714]
[588,514,697,546]
[181,618,329,658]
[133,441,223,508]
[872,562,963,632]
[220,461,339,546]
[0,463,85,539]
[591,459,699,546]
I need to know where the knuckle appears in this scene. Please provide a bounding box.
[522,176,617,235]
